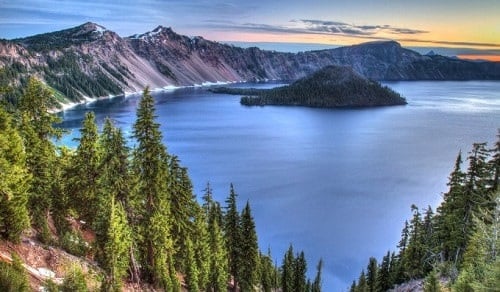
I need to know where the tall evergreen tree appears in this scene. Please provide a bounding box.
[0,108,30,242]
[435,152,466,264]
[403,205,425,279]
[259,249,276,292]
[282,245,295,292]
[18,78,61,241]
[366,257,378,292]
[239,201,259,291]
[192,205,210,290]
[224,183,242,291]
[184,237,199,292]
[101,197,131,292]
[311,258,323,292]
[169,155,197,272]
[132,88,178,290]
[294,251,308,292]
[69,111,100,225]
[356,270,368,292]
[207,204,229,292]
[376,251,392,292]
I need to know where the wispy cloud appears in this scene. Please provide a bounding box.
[205,19,500,49]
[205,19,428,37]
[297,19,429,36]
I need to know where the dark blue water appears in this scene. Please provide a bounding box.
[58,81,500,291]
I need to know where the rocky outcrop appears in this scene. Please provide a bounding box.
[1,22,499,103]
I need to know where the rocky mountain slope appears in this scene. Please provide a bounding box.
[1,22,499,104]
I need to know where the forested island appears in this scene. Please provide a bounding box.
[212,66,407,108]
[0,78,322,291]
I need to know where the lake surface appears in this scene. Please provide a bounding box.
[58,81,500,291]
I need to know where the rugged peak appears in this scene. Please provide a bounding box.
[14,22,114,51]
[78,22,107,34]
[128,25,182,42]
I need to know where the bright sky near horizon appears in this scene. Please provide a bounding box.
[0,0,499,60]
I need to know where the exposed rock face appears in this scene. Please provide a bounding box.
[1,22,499,102]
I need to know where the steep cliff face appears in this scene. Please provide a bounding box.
[1,22,499,103]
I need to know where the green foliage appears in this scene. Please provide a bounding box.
[101,198,131,292]
[61,265,88,292]
[239,201,259,291]
[0,254,30,292]
[0,80,324,291]
[207,212,229,292]
[260,250,278,292]
[192,205,210,290]
[240,65,406,108]
[184,238,200,292]
[366,257,378,292]
[0,108,30,242]
[224,183,242,290]
[132,88,178,290]
[312,258,323,292]
[44,52,123,101]
[423,270,442,292]
[356,135,500,289]
[69,111,100,225]
[18,77,61,242]
[59,230,89,257]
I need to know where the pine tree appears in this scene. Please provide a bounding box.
[421,206,436,274]
[311,258,323,292]
[375,251,392,291]
[94,119,131,269]
[259,249,276,292]
[403,205,425,279]
[207,204,229,292]
[131,88,178,290]
[102,198,131,292]
[454,191,500,291]
[69,111,100,225]
[366,257,377,292]
[193,205,210,290]
[356,270,368,292]
[0,108,30,242]
[294,251,307,292]
[184,237,199,292]
[169,155,197,272]
[239,201,259,291]
[18,78,61,242]
[423,270,441,292]
[490,131,500,191]
[435,152,465,264]
[395,220,410,283]
[51,146,72,235]
[282,245,295,292]
[224,183,242,291]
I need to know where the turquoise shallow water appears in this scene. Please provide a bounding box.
[58,81,500,291]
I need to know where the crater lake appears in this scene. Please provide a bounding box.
[57,81,500,291]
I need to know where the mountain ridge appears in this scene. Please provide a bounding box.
[1,22,499,105]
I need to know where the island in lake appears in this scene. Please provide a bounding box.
[211,65,407,108]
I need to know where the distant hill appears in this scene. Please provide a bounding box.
[224,65,406,107]
[1,22,499,106]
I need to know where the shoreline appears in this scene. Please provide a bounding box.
[51,80,244,113]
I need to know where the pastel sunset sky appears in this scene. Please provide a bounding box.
[1,0,499,60]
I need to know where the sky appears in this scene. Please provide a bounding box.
[0,0,499,60]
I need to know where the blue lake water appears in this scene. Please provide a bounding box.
[58,81,500,291]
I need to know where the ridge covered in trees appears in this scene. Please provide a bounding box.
[212,66,407,108]
[0,77,323,291]
[351,135,500,291]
